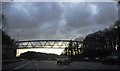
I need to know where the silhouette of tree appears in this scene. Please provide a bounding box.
[19,51,58,60]
[2,14,8,33]
[82,20,120,58]
[2,14,16,60]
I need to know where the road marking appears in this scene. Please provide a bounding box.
[10,61,31,71]
[34,61,39,71]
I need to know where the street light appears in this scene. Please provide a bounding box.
[16,32,19,41]
[16,31,24,41]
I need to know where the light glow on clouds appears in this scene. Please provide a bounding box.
[89,4,98,15]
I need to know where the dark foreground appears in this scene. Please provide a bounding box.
[2,60,120,71]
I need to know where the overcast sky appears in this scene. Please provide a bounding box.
[2,1,118,40]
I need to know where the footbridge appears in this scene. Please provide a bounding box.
[15,40,83,56]
[15,40,83,49]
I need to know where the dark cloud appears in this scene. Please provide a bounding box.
[93,2,118,25]
[2,2,118,40]
[64,3,92,29]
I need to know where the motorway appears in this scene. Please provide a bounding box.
[2,60,120,71]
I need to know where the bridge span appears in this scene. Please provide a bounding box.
[15,40,83,56]
[15,40,83,49]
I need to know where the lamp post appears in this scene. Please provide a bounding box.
[16,32,19,41]
[16,31,24,41]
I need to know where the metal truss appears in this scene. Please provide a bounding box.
[15,40,82,49]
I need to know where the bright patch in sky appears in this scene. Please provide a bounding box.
[16,48,64,57]
[90,4,98,15]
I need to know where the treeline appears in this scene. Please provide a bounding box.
[82,20,120,58]
[2,29,16,60]
[2,29,15,47]
[19,51,59,60]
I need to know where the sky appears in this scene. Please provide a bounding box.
[16,48,64,56]
[1,0,119,56]
[2,0,118,41]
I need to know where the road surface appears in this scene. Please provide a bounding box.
[2,60,120,71]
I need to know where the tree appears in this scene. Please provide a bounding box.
[82,20,120,58]
[1,14,8,33]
